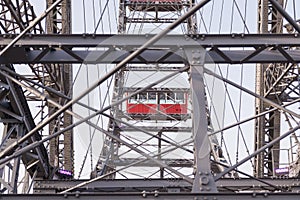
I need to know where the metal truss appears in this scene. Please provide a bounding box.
[0,0,43,34]
[0,34,299,64]
[255,0,283,178]
[254,0,300,178]
[0,65,51,193]
[46,0,73,174]
[119,0,197,33]
[1,193,300,200]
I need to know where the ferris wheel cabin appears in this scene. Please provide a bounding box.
[126,88,189,120]
[128,0,184,11]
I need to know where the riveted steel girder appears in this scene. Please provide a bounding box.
[1,193,300,200]
[0,34,300,64]
[33,178,300,193]
[0,34,299,47]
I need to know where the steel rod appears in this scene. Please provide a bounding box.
[214,123,300,180]
[204,68,300,118]
[209,98,300,136]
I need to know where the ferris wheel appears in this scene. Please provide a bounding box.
[0,0,299,196]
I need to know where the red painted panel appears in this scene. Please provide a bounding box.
[127,104,157,114]
[127,103,187,114]
[126,92,188,115]
[160,104,187,114]
[129,0,182,2]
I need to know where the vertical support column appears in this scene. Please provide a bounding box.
[255,0,283,178]
[118,0,126,33]
[187,0,197,34]
[255,0,269,178]
[186,48,217,193]
[255,61,265,177]
[158,131,164,178]
[46,0,73,174]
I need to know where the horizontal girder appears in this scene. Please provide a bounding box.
[117,126,192,132]
[113,158,193,167]
[0,34,299,64]
[0,34,299,47]
[2,193,300,200]
[2,49,300,64]
[33,178,300,193]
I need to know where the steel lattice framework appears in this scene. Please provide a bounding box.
[0,0,299,199]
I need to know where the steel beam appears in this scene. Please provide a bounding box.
[187,48,217,193]
[0,34,299,64]
[119,126,192,132]
[33,178,300,193]
[0,34,299,47]
[2,48,300,64]
[110,158,193,167]
[2,193,300,200]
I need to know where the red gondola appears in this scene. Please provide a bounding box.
[126,89,188,119]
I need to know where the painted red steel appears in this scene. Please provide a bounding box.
[127,93,188,115]
[129,0,182,2]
